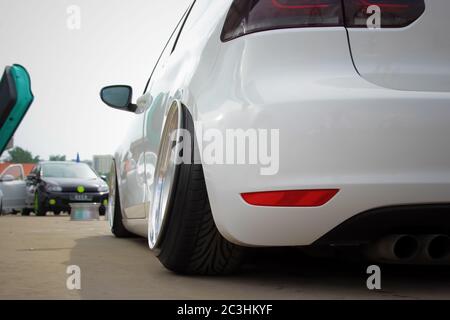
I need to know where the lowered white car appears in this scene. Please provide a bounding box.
[101,0,450,274]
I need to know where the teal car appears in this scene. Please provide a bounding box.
[0,64,34,156]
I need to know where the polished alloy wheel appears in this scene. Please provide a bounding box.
[148,106,182,249]
[107,167,116,228]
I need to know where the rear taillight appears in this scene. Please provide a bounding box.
[221,0,344,41]
[344,0,425,28]
[221,0,425,41]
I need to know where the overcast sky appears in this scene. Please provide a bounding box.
[0,0,190,161]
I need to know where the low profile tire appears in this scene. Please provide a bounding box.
[149,103,244,275]
[108,165,134,238]
[53,211,61,216]
[21,208,31,216]
[34,192,47,216]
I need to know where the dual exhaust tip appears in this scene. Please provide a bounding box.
[366,234,450,264]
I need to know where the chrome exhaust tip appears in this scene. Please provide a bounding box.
[418,234,450,261]
[392,235,420,260]
[366,234,419,262]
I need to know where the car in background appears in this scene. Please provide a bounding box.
[0,65,33,156]
[29,161,109,216]
[0,64,33,216]
[0,164,27,214]
[0,189,3,215]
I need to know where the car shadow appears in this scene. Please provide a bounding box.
[67,234,450,300]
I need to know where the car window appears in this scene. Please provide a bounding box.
[171,0,209,53]
[41,163,98,179]
[170,0,197,54]
[143,1,194,93]
[1,165,23,181]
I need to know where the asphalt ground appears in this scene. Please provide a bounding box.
[1,215,449,299]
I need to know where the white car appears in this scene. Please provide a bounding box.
[101,0,450,274]
[0,164,27,214]
[0,189,3,215]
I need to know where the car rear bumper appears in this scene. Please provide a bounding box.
[201,93,450,246]
[192,28,450,247]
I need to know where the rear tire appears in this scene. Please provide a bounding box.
[160,165,244,275]
[151,103,244,275]
[21,208,31,216]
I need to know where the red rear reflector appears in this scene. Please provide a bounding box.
[241,189,339,207]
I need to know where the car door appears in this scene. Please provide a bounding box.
[118,116,147,219]
[0,164,27,211]
[0,65,34,156]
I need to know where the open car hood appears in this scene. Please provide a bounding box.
[0,64,34,155]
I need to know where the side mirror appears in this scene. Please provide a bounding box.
[0,174,15,182]
[100,85,137,112]
[100,175,108,182]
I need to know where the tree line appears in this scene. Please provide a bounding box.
[4,147,66,163]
